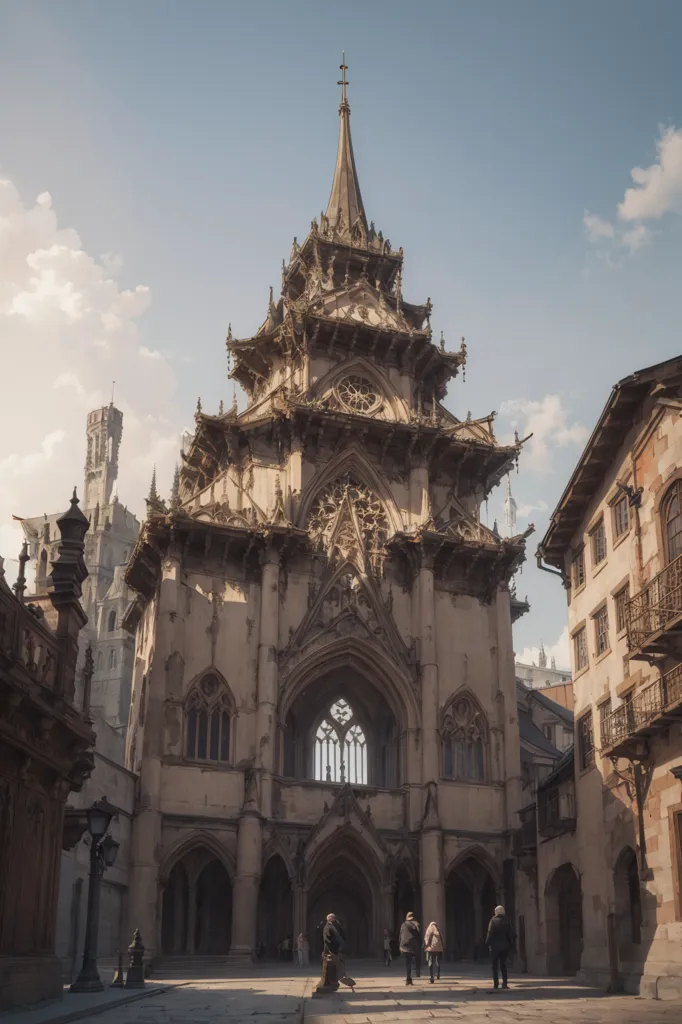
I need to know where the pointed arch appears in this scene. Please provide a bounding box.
[279,634,420,735]
[441,688,489,783]
[297,444,403,535]
[309,357,408,423]
[262,833,295,880]
[160,829,236,886]
[444,844,503,890]
[184,669,235,764]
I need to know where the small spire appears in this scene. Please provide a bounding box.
[196,396,202,415]
[325,54,368,237]
[231,385,238,414]
[170,464,180,510]
[226,323,233,343]
[12,540,29,601]
[440,330,445,352]
[148,467,160,503]
[219,399,224,415]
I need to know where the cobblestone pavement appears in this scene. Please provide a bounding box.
[72,963,681,1024]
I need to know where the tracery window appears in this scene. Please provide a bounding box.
[662,480,682,564]
[308,475,388,566]
[185,674,232,764]
[441,694,487,782]
[336,375,380,415]
[314,698,367,785]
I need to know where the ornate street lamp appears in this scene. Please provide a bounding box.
[70,798,120,993]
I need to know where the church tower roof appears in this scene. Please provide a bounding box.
[325,54,368,239]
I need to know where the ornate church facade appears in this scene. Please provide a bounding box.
[124,65,531,963]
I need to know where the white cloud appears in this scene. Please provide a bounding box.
[518,626,570,672]
[516,498,548,519]
[584,124,682,260]
[618,125,682,221]
[0,175,183,580]
[499,395,589,473]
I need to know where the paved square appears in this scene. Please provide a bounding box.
[67,963,681,1024]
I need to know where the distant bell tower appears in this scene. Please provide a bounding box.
[504,474,517,538]
[84,404,123,509]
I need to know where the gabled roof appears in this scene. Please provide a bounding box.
[537,745,575,790]
[530,687,574,726]
[539,355,682,570]
[518,708,562,757]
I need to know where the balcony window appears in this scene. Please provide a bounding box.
[594,605,610,656]
[572,549,585,590]
[573,626,588,672]
[578,710,595,770]
[663,480,682,563]
[591,519,607,566]
[599,698,612,746]
[613,495,630,539]
[615,584,630,634]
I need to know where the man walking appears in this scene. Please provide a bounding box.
[485,905,515,990]
[399,912,421,985]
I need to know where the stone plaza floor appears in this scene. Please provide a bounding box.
[33,961,679,1024]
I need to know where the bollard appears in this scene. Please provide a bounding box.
[124,929,145,988]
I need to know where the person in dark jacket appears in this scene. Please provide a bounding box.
[485,905,516,990]
[399,912,421,985]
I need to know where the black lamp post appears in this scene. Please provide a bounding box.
[71,798,120,992]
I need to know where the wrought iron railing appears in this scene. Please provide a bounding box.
[601,661,682,749]
[627,552,682,649]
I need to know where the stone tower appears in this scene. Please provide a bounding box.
[84,404,122,511]
[124,62,532,964]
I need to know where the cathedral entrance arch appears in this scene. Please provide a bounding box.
[544,863,583,975]
[283,665,402,787]
[306,831,382,958]
[160,845,233,955]
[257,855,293,958]
[445,853,499,960]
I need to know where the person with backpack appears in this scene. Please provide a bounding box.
[423,921,444,983]
[399,912,421,985]
[485,905,516,990]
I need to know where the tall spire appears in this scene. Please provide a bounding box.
[325,53,367,236]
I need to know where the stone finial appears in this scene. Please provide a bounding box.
[219,399,224,416]
[148,467,159,504]
[170,465,180,511]
[196,396,202,416]
[12,541,29,601]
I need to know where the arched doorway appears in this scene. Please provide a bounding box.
[161,847,233,955]
[445,855,499,960]
[545,863,583,975]
[614,847,641,956]
[306,834,380,958]
[257,855,293,958]
[282,665,402,788]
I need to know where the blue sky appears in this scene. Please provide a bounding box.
[2,1,682,666]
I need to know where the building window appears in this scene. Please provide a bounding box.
[573,626,588,672]
[313,698,367,784]
[613,495,630,539]
[543,724,553,742]
[441,692,487,782]
[591,519,607,566]
[108,648,116,670]
[662,480,682,563]
[594,605,610,656]
[572,548,586,590]
[185,674,232,764]
[108,610,117,632]
[615,584,630,634]
[578,710,595,770]
[96,650,103,671]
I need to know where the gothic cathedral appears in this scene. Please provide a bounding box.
[124,64,530,963]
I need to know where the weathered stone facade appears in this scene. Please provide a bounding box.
[124,66,532,966]
[534,356,682,998]
[0,493,95,1010]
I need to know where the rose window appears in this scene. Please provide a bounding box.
[336,375,380,414]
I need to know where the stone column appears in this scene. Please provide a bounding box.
[420,828,445,942]
[256,543,280,820]
[127,554,181,959]
[186,880,197,954]
[229,810,263,957]
[419,551,439,785]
